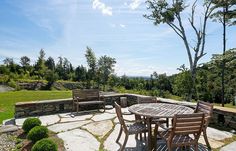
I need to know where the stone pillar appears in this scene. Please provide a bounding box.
[120,97,127,108]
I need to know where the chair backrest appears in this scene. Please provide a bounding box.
[114,102,128,132]
[171,113,205,137]
[72,89,100,101]
[194,101,213,126]
[137,96,157,104]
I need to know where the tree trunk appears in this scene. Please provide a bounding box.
[187,67,197,102]
[221,5,227,107]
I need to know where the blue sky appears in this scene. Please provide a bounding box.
[0,0,235,76]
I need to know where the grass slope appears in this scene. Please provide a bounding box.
[0,91,71,124]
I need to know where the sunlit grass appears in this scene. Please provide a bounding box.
[0,90,71,123]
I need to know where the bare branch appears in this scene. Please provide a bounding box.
[167,23,184,39]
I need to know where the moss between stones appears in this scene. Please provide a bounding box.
[99,117,116,150]
[213,134,236,151]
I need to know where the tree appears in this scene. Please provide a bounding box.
[20,56,31,75]
[34,49,47,79]
[85,47,97,80]
[75,65,87,82]
[97,55,116,90]
[45,57,55,71]
[85,47,97,87]
[145,0,214,101]
[20,56,30,67]
[211,0,236,106]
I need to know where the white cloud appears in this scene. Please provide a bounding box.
[92,0,112,16]
[120,24,126,28]
[129,0,142,10]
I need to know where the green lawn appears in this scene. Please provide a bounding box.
[0,90,71,124]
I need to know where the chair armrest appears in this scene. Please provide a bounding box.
[99,95,105,100]
[73,96,80,103]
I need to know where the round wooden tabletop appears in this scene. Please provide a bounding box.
[128,103,194,118]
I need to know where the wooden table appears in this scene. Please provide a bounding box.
[128,103,194,151]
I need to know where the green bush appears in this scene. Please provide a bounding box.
[22,118,41,133]
[32,138,57,151]
[27,126,48,143]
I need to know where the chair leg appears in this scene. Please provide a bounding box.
[144,132,146,141]
[153,124,158,151]
[194,144,198,151]
[203,128,211,148]
[116,126,123,143]
[139,133,142,141]
[76,104,79,113]
[120,134,128,151]
[167,142,172,151]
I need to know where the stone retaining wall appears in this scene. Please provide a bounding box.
[14,94,236,130]
[14,93,145,118]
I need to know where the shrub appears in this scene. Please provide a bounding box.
[27,126,48,143]
[22,118,41,133]
[32,138,57,151]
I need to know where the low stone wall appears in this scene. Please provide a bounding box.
[211,108,236,130]
[15,99,73,118]
[14,93,147,118]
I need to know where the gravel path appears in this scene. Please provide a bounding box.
[0,133,16,151]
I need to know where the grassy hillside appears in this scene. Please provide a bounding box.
[0,90,71,124]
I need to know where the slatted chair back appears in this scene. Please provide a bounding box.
[137,96,158,104]
[171,113,205,137]
[194,101,213,126]
[72,89,100,102]
[115,102,128,133]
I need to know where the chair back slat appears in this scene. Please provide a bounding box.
[172,113,204,136]
[137,96,157,104]
[195,101,213,126]
[115,102,128,132]
[72,89,100,101]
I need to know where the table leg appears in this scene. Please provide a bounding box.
[146,117,153,151]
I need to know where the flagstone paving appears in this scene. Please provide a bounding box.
[14,107,236,151]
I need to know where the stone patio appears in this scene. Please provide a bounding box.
[13,107,235,151]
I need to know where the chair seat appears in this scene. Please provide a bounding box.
[159,131,195,145]
[127,123,148,134]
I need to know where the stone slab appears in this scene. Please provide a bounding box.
[104,124,146,151]
[48,120,91,133]
[57,128,99,151]
[105,108,116,114]
[92,113,116,121]
[60,114,93,123]
[39,114,60,126]
[2,118,15,125]
[198,136,224,149]
[0,125,19,133]
[206,127,233,140]
[220,141,236,151]
[82,120,113,138]
[15,117,38,126]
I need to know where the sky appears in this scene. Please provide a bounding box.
[0,0,235,76]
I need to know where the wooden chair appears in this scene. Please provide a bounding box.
[154,113,205,151]
[194,101,213,148]
[115,102,148,151]
[72,89,105,113]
